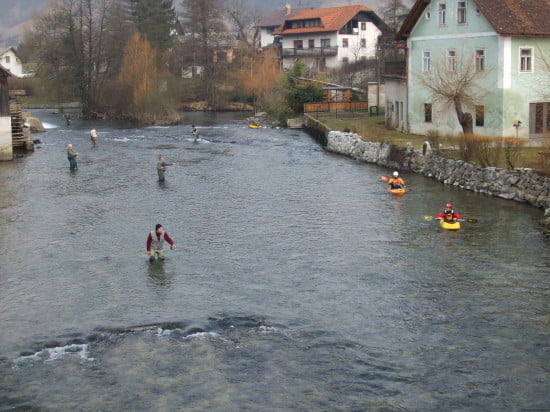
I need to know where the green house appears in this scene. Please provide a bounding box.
[392,0,550,139]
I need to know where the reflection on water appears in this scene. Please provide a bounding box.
[0,109,548,410]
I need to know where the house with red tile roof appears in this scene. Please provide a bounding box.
[387,0,550,138]
[271,5,391,72]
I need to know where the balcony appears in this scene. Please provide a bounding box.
[282,46,338,58]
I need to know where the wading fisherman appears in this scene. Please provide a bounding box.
[191,125,198,142]
[157,156,175,182]
[146,224,176,262]
[436,203,462,223]
[67,144,78,170]
[90,128,99,147]
[388,171,405,189]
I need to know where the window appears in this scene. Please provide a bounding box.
[457,1,466,24]
[475,106,484,126]
[342,57,349,64]
[342,38,349,48]
[294,40,303,49]
[425,103,432,123]
[308,39,315,48]
[360,38,366,48]
[361,22,366,30]
[424,103,432,123]
[360,56,367,61]
[5,56,10,64]
[475,49,485,72]
[447,49,456,71]
[520,48,532,72]
[423,50,432,72]
[321,38,331,48]
[438,3,447,25]
[425,11,431,19]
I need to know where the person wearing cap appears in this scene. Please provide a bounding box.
[146,224,176,262]
[387,171,405,189]
[67,143,78,170]
[436,204,462,223]
[157,156,175,182]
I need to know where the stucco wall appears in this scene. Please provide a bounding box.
[0,116,13,160]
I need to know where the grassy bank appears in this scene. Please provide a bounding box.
[314,114,549,175]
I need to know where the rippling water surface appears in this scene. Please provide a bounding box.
[0,110,548,410]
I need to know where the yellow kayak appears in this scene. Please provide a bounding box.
[248,124,262,129]
[388,187,406,195]
[439,219,461,230]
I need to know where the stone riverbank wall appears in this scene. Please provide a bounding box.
[304,115,550,231]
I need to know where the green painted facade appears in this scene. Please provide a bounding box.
[406,0,550,138]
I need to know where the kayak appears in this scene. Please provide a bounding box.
[388,187,406,195]
[439,219,461,230]
[248,124,262,129]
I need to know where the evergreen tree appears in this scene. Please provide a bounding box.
[127,0,176,51]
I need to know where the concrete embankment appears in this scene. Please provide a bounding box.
[304,115,550,232]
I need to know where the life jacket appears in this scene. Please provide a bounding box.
[150,230,165,250]
[389,178,404,188]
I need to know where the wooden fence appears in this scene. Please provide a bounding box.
[304,101,368,113]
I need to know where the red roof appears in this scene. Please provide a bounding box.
[273,5,377,35]
[398,0,550,39]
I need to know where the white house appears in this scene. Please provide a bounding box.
[272,5,391,72]
[0,47,23,78]
[255,4,302,49]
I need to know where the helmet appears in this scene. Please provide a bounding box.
[445,203,453,209]
[393,171,399,177]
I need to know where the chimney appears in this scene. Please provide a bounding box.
[285,4,291,16]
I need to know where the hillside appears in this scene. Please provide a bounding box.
[0,0,411,48]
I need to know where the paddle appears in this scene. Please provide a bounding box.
[423,216,477,223]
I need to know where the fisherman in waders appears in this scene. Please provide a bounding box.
[67,144,78,170]
[191,125,198,142]
[157,156,175,182]
[146,224,176,262]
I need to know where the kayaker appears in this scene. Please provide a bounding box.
[388,171,405,189]
[436,203,462,222]
[146,224,176,262]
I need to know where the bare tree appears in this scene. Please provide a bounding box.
[535,46,550,100]
[380,0,410,32]
[180,0,227,103]
[416,52,490,134]
[22,0,123,116]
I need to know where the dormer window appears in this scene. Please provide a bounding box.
[287,18,322,29]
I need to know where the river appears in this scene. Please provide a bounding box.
[0,110,548,410]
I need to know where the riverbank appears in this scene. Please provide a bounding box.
[305,114,550,233]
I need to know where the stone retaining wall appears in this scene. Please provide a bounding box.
[304,115,550,230]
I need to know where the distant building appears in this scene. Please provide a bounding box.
[271,5,391,72]
[255,4,302,49]
[0,47,23,78]
[0,64,13,160]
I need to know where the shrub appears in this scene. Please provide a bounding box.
[502,137,525,169]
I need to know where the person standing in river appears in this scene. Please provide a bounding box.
[157,156,175,182]
[90,128,99,147]
[146,224,176,262]
[191,125,198,142]
[67,144,78,170]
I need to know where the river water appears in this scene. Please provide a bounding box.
[0,110,548,410]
